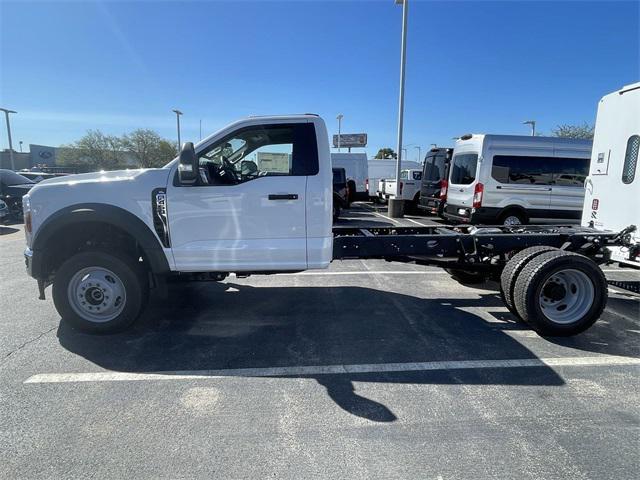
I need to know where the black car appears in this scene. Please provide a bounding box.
[418,147,453,217]
[332,167,349,221]
[18,171,67,183]
[0,170,36,220]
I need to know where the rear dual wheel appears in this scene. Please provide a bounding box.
[500,248,607,336]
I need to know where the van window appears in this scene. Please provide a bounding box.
[491,155,588,186]
[423,155,446,182]
[412,171,422,181]
[450,154,478,185]
[622,135,639,184]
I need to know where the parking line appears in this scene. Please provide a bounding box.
[24,354,640,384]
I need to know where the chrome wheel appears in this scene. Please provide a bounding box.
[67,267,127,323]
[503,215,522,226]
[538,269,594,325]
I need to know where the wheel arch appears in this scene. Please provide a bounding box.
[32,203,170,277]
[498,205,529,223]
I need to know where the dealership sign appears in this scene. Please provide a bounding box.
[332,133,367,148]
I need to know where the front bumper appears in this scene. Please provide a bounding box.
[24,247,44,279]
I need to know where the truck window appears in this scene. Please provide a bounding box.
[491,155,588,185]
[197,123,318,185]
[423,155,446,182]
[450,154,478,185]
[412,171,422,181]
[400,170,409,180]
[622,135,639,184]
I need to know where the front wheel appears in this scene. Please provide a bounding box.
[53,251,149,333]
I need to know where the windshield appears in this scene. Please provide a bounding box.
[423,155,447,182]
[0,170,35,185]
[450,153,478,185]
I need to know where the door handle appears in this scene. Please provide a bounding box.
[268,194,298,200]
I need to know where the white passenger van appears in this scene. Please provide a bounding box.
[443,134,592,225]
[582,82,640,267]
[368,158,421,202]
[331,152,368,202]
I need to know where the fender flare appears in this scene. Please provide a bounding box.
[32,203,170,274]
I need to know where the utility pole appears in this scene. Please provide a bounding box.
[199,119,202,141]
[523,120,536,136]
[336,114,343,152]
[415,145,421,163]
[173,109,183,150]
[19,141,23,153]
[0,108,17,170]
[389,0,408,218]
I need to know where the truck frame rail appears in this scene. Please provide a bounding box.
[333,224,636,271]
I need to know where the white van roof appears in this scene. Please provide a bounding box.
[454,134,592,151]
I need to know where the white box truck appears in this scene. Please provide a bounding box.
[582,82,640,268]
[331,152,368,202]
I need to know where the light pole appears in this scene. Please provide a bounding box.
[199,119,202,141]
[523,120,536,136]
[336,114,343,152]
[414,145,421,163]
[19,141,23,153]
[173,109,183,150]
[0,108,17,170]
[389,0,408,218]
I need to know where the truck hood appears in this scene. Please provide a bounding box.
[34,168,170,188]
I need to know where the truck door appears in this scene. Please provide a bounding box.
[166,121,319,271]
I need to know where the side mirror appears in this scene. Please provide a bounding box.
[178,142,198,185]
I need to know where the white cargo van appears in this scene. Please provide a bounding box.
[443,135,591,225]
[582,82,640,267]
[331,152,368,202]
[367,159,421,202]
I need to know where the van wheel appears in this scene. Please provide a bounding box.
[500,210,526,226]
[333,203,341,221]
[52,251,149,334]
[347,180,356,203]
[500,246,560,318]
[513,251,607,336]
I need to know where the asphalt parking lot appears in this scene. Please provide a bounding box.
[1,204,639,479]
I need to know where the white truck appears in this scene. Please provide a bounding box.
[377,169,423,209]
[23,114,635,336]
[368,159,421,202]
[582,82,640,269]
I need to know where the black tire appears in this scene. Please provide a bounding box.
[333,203,340,222]
[347,180,356,204]
[499,209,527,226]
[500,246,560,317]
[444,268,489,285]
[53,251,149,333]
[513,251,607,336]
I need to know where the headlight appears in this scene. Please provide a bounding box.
[23,195,32,238]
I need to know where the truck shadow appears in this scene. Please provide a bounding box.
[58,282,580,422]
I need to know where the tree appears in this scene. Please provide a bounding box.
[551,122,595,139]
[122,129,176,168]
[57,130,125,169]
[374,148,397,159]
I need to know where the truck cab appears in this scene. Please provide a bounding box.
[23,115,333,332]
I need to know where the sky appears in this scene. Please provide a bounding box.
[1,0,638,161]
